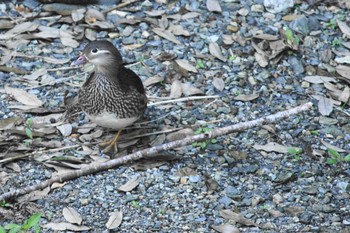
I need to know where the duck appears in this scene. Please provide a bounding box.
[71,40,147,154]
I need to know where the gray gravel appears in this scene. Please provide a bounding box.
[1,0,350,232]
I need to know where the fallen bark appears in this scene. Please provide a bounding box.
[0,102,313,202]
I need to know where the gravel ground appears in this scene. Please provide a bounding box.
[1,0,350,232]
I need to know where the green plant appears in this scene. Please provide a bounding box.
[3,212,42,233]
[192,127,217,149]
[196,59,205,69]
[288,147,303,161]
[229,55,235,62]
[332,38,342,47]
[25,117,34,143]
[326,148,350,165]
[0,201,11,208]
[283,26,300,47]
[323,18,337,30]
[130,200,140,208]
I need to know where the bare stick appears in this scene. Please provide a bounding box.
[102,0,140,14]
[148,96,220,106]
[0,102,313,201]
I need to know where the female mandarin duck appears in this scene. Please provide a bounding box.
[72,40,147,153]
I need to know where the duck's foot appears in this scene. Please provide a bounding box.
[99,130,122,156]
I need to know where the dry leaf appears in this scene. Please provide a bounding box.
[318,96,333,116]
[335,56,350,64]
[321,140,346,152]
[0,117,21,130]
[234,94,259,101]
[212,77,225,91]
[71,8,86,22]
[253,142,300,154]
[0,171,9,186]
[56,124,73,137]
[153,28,182,45]
[170,25,190,36]
[175,59,197,73]
[169,79,183,98]
[211,224,240,233]
[206,0,222,12]
[85,8,105,23]
[43,222,90,231]
[18,187,50,202]
[145,10,165,17]
[5,86,43,107]
[336,65,350,81]
[123,43,144,50]
[106,211,123,230]
[255,52,269,67]
[209,42,227,61]
[60,30,79,48]
[253,33,279,40]
[63,207,82,225]
[220,209,258,226]
[118,178,139,192]
[143,75,164,87]
[337,19,350,38]
[0,22,39,39]
[340,86,350,103]
[181,82,204,96]
[303,76,337,84]
[166,128,194,141]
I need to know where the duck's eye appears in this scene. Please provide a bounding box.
[91,48,98,53]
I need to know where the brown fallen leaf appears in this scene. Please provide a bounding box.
[18,187,50,202]
[211,224,240,233]
[303,76,337,84]
[318,96,333,116]
[118,178,139,192]
[170,24,190,36]
[63,207,82,225]
[336,65,350,81]
[0,117,22,130]
[180,82,204,96]
[143,75,164,87]
[153,28,182,45]
[209,42,227,62]
[234,93,259,101]
[339,86,350,103]
[321,140,347,152]
[220,209,258,227]
[212,77,225,91]
[206,0,222,12]
[43,222,90,231]
[175,59,198,73]
[253,142,301,154]
[169,79,182,98]
[337,19,350,38]
[255,52,269,67]
[145,9,165,17]
[4,86,43,107]
[106,211,123,230]
[0,22,39,39]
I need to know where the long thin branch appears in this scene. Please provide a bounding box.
[0,102,313,201]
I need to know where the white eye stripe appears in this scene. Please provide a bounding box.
[91,49,110,55]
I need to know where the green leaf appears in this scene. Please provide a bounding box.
[0,226,5,233]
[327,148,340,158]
[326,158,337,165]
[200,142,207,149]
[26,117,33,128]
[194,128,203,134]
[284,26,294,44]
[25,127,33,140]
[211,138,217,144]
[22,212,42,230]
[131,200,140,208]
[287,147,297,155]
[229,55,235,61]
[344,154,350,162]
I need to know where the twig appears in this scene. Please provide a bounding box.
[0,102,313,201]
[148,95,220,106]
[102,0,141,14]
[0,145,80,165]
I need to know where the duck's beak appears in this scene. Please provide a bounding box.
[71,54,88,66]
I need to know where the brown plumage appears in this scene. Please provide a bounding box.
[72,40,147,153]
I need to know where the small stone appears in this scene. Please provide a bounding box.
[301,81,310,88]
[302,186,317,195]
[264,0,294,13]
[251,4,264,12]
[273,193,284,204]
[238,8,249,16]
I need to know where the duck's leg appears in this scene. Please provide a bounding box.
[99,129,122,154]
